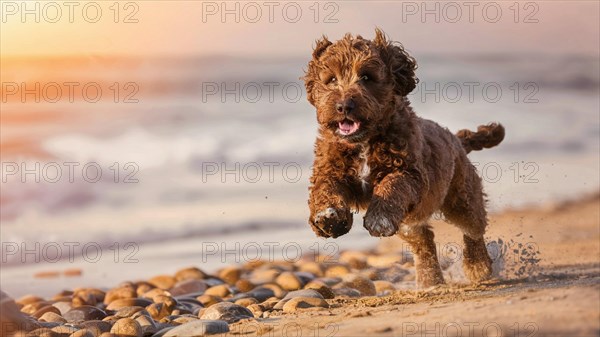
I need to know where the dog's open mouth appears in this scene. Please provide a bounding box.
[338,118,361,136]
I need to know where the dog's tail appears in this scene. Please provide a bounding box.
[456,123,505,154]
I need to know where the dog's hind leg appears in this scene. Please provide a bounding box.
[441,159,493,283]
[398,224,445,288]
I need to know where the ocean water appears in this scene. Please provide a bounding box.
[1,55,598,296]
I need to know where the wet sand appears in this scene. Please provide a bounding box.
[258,194,600,337]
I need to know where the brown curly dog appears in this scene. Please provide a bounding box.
[303,29,505,288]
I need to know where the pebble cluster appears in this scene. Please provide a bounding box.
[3,251,415,337]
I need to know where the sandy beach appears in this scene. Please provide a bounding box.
[3,193,598,336]
[258,194,600,337]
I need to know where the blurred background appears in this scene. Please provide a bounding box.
[1,1,598,296]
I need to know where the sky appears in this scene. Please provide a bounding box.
[1,1,599,58]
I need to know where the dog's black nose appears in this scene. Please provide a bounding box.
[336,98,355,114]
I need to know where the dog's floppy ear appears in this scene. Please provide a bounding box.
[373,28,418,96]
[303,36,332,106]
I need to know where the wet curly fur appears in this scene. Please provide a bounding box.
[303,29,505,288]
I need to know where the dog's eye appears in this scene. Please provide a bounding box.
[360,74,371,82]
[327,77,337,85]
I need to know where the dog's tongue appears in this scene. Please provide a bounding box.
[338,119,360,135]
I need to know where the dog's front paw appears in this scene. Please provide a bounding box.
[363,210,399,237]
[311,207,352,238]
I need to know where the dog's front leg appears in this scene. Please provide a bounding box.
[363,171,422,237]
[308,140,364,238]
[308,172,356,238]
